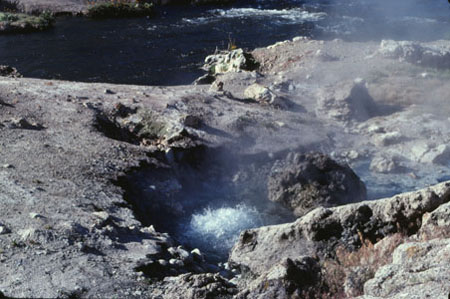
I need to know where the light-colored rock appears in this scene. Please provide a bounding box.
[369,155,399,173]
[372,131,402,146]
[420,144,450,164]
[203,49,257,74]
[363,238,450,298]
[244,83,284,107]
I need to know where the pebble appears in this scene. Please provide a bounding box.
[0,225,10,235]
[158,259,168,267]
[104,89,115,95]
[29,212,43,219]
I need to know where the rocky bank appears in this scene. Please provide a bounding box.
[1,36,450,298]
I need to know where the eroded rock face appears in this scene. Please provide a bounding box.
[268,152,367,217]
[229,181,450,296]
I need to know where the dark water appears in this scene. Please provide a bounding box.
[0,0,449,85]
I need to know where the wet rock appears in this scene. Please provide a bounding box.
[268,152,367,217]
[150,273,237,299]
[316,79,378,123]
[244,83,285,107]
[0,65,22,78]
[203,49,259,75]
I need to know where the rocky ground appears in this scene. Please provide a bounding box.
[1,36,450,298]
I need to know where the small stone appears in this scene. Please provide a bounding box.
[158,259,168,267]
[191,248,204,261]
[169,258,184,268]
[92,211,110,221]
[167,247,177,257]
[274,121,286,128]
[0,224,11,235]
[29,212,43,219]
[104,89,115,95]
[2,164,13,169]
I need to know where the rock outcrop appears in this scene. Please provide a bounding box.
[230,181,450,297]
[268,152,367,217]
[379,39,450,69]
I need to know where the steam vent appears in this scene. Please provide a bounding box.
[1,0,450,298]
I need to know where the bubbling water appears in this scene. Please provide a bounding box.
[181,204,264,258]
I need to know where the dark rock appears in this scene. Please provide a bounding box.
[268,152,367,217]
[182,115,202,129]
[150,273,237,299]
[0,65,22,78]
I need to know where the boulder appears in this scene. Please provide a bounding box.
[369,155,400,173]
[243,83,285,107]
[268,152,367,217]
[203,49,259,75]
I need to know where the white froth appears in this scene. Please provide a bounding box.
[183,204,264,255]
[183,8,327,25]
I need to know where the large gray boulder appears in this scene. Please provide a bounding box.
[268,152,367,217]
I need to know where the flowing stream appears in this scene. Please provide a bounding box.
[1,0,449,85]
